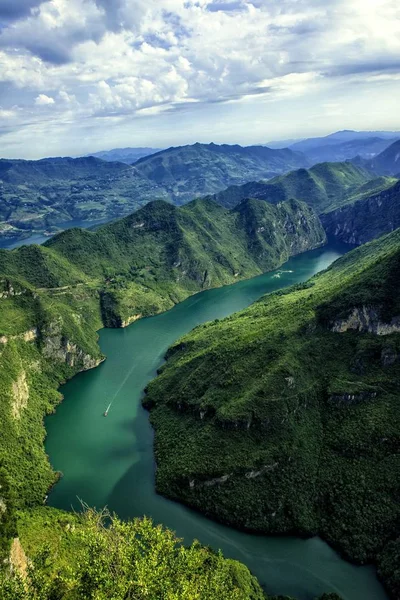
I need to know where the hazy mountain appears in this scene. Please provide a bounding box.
[134,142,310,203]
[84,147,163,164]
[0,144,310,244]
[0,156,170,243]
[145,227,400,599]
[366,139,400,175]
[289,129,400,152]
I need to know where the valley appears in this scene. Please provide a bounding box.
[0,132,399,600]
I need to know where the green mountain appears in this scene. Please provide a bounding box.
[0,156,169,242]
[134,143,309,203]
[0,144,310,245]
[144,229,400,599]
[322,180,400,244]
[212,162,393,214]
[0,196,325,508]
[0,198,328,598]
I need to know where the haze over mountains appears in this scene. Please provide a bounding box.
[85,147,163,164]
[1,131,400,247]
[268,130,400,163]
[0,143,309,244]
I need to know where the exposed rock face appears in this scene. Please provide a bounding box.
[9,538,28,579]
[0,328,37,346]
[41,321,102,371]
[189,474,231,489]
[331,306,400,336]
[121,314,142,328]
[11,371,29,420]
[328,391,378,405]
[245,462,279,479]
[0,280,26,299]
[321,181,400,245]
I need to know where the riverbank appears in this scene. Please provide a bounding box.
[44,243,389,600]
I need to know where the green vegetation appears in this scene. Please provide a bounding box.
[0,144,310,243]
[145,229,400,598]
[134,143,309,203]
[1,507,266,599]
[213,161,396,214]
[0,197,324,519]
[0,156,170,243]
[0,197,328,597]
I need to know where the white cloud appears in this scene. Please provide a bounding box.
[35,93,55,105]
[0,0,399,157]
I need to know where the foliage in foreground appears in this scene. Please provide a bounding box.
[1,508,266,600]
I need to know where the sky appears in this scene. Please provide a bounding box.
[0,0,399,159]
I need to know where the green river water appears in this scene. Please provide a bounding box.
[46,243,388,600]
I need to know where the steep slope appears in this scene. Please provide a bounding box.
[0,156,170,243]
[213,162,385,213]
[0,197,325,516]
[145,229,400,598]
[322,180,400,244]
[134,143,309,203]
[367,139,400,175]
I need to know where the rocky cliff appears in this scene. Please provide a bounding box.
[321,181,400,244]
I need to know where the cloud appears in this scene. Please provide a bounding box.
[0,0,49,22]
[0,0,399,158]
[35,93,55,105]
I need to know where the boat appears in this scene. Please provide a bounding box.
[103,403,112,417]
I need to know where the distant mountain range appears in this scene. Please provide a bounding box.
[0,144,310,243]
[266,130,400,164]
[2,135,400,246]
[133,142,309,203]
[0,156,169,243]
[85,147,163,164]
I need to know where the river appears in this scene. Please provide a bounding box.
[45,243,388,600]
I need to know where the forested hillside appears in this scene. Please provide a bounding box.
[145,229,400,599]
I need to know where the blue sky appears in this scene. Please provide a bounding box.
[0,0,399,158]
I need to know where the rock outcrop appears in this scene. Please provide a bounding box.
[331,306,400,336]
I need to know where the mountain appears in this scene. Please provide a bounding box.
[300,137,398,165]
[367,139,400,175]
[144,228,400,599]
[0,197,328,596]
[322,180,400,244]
[280,131,400,165]
[84,147,163,164]
[212,162,392,213]
[133,142,310,203]
[0,144,310,245]
[0,196,325,512]
[0,156,169,242]
[289,130,400,152]
[264,138,304,149]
